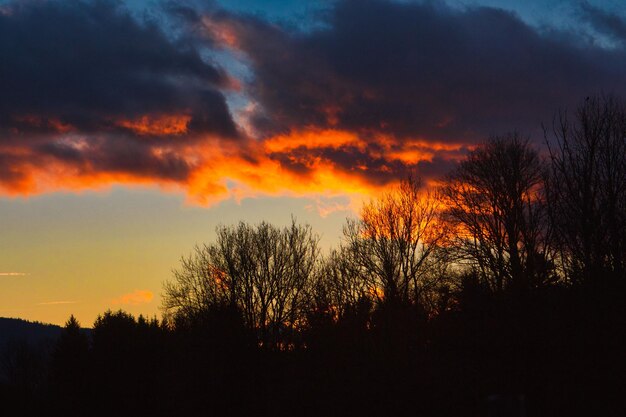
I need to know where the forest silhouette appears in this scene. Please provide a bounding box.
[1,96,625,416]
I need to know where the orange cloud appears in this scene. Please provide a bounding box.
[0,157,176,196]
[0,121,467,214]
[264,129,363,153]
[177,128,467,215]
[117,114,192,136]
[185,130,386,205]
[111,290,154,305]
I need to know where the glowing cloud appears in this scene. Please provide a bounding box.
[112,290,154,306]
[117,114,192,136]
[197,128,465,200]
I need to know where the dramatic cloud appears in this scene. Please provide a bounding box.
[201,0,626,141]
[0,0,238,194]
[182,0,626,193]
[3,0,626,205]
[111,289,154,305]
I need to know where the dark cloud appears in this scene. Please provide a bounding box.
[36,136,192,181]
[204,0,626,144]
[0,0,238,189]
[4,0,626,199]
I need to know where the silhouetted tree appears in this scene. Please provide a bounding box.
[49,315,89,410]
[163,219,320,347]
[52,315,88,368]
[89,310,171,416]
[342,176,449,307]
[308,246,372,323]
[546,95,626,284]
[443,134,555,292]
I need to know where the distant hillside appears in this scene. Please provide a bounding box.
[0,317,92,347]
[0,318,65,384]
[0,317,64,349]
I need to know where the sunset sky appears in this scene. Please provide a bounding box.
[1,0,625,326]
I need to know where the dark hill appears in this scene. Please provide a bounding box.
[0,317,63,349]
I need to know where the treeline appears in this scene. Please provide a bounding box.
[2,96,625,416]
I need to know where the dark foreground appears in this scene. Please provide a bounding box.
[1,280,624,417]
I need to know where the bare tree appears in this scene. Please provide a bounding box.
[341,176,449,306]
[163,219,320,348]
[442,134,554,292]
[309,246,373,321]
[162,246,231,320]
[545,96,626,284]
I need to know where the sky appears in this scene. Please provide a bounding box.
[1,0,625,326]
